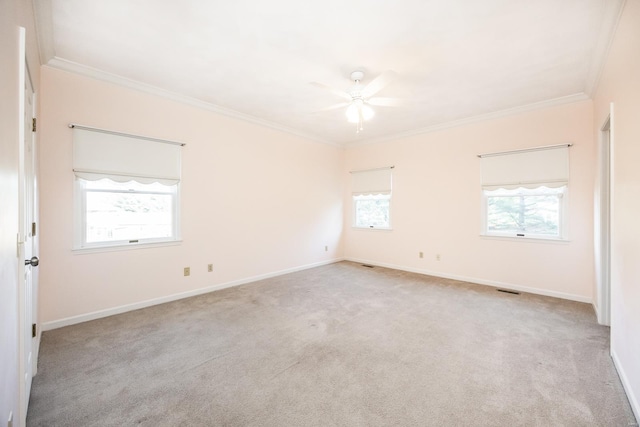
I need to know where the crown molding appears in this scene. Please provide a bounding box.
[43,57,341,148]
[41,57,591,151]
[32,0,55,65]
[344,93,591,148]
[584,0,627,97]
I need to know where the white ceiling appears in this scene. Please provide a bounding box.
[34,0,623,146]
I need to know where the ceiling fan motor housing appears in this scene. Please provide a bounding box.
[349,71,365,99]
[350,71,365,82]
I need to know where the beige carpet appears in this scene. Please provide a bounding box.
[28,261,636,426]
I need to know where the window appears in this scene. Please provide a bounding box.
[483,186,566,238]
[78,179,178,246]
[351,167,393,229]
[354,194,391,228]
[479,144,569,240]
[71,125,183,249]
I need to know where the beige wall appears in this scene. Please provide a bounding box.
[38,67,344,326]
[593,0,640,418]
[344,100,595,301]
[0,0,41,424]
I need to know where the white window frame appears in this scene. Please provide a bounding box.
[352,193,392,230]
[479,144,570,242]
[481,185,568,241]
[70,124,184,252]
[73,178,181,251]
[350,166,393,230]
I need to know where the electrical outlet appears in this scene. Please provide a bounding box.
[436,254,441,261]
[419,251,424,258]
[207,264,213,272]
[184,267,190,276]
[325,246,328,252]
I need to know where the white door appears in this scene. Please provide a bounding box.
[18,26,39,423]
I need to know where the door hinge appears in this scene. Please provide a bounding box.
[32,323,36,338]
[32,117,36,132]
[32,222,36,237]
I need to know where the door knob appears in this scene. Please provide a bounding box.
[25,256,39,267]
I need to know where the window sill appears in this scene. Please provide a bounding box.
[480,234,569,244]
[352,226,394,232]
[72,239,182,255]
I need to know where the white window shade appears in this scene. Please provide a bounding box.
[480,145,569,190]
[72,125,183,185]
[351,167,393,196]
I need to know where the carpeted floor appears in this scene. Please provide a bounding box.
[28,261,637,426]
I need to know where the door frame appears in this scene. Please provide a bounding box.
[595,104,614,326]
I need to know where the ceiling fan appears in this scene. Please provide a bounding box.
[312,70,400,133]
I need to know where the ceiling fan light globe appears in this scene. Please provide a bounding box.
[346,103,375,123]
[346,104,360,123]
[362,105,375,120]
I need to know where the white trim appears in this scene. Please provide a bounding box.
[17,26,29,427]
[71,240,182,255]
[611,348,640,422]
[479,235,570,244]
[352,193,392,230]
[480,186,569,242]
[351,227,394,232]
[609,102,616,327]
[73,179,181,250]
[585,0,627,97]
[344,257,592,303]
[592,302,600,322]
[32,0,55,64]
[345,93,590,148]
[41,258,344,331]
[595,113,612,326]
[42,59,340,148]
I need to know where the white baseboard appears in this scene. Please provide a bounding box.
[42,257,344,331]
[345,257,592,303]
[611,348,640,423]
[42,256,592,331]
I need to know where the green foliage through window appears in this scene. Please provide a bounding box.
[485,186,564,237]
[354,194,390,228]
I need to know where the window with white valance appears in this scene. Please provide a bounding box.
[72,125,184,250]
[351,167,393,229]
[480,145,569,190]
[352,168,393,196]
[479,145,570,240]
[72,125,182,185]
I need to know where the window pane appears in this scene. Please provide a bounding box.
[86,191,173,242]
[487,192,560,236]
[355,197,390,228]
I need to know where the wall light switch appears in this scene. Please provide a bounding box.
[207,264,213,272]
[184,267,190,276]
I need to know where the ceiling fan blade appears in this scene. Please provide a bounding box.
[362,70,398,99]
[310,82,352,101]
[316,102,351,112]
[367,97,402,107]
